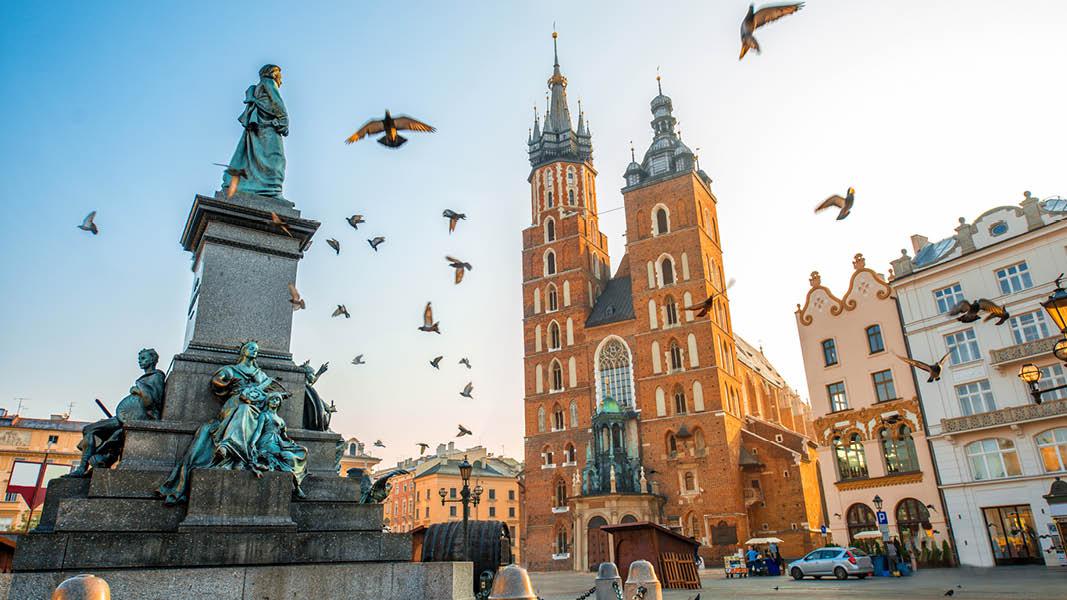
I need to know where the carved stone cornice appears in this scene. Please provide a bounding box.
[941,398,1067,434]
[988,336,1060,366]
[834,471,923,491]
[814,397,921,445]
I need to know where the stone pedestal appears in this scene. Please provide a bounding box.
[11,192,472,600]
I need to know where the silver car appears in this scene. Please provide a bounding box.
[788,546,874,580]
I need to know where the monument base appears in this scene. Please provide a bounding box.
[9,561,475,600]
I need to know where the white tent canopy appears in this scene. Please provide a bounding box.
[743,537,785,545]
[852,530,884,540]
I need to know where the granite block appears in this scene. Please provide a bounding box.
[299,473,361,501]
[290,501,382,531]
[54,497,183,532]
[11,533,68,571]
[88,469,167,498]
[243,562,393,600]
[289,433,345,475]
[118,420,197,472]
[393,562,477,600]
[34,476,89,533]
[381,532,415,561]
[180,470,295,530]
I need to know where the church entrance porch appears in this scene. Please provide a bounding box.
[586,516,609,570]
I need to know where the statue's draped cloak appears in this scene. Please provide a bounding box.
[223,76,288,197]
[116,369,166,422]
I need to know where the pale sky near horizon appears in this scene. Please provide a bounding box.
[1,1,1065,468]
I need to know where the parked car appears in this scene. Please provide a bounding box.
[788,547,873,580]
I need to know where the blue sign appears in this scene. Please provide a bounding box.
[820,525,827,534]
[876,511,889,525]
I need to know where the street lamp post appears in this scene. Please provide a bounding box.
[439,456,483,562]
[1016,275,1067,404]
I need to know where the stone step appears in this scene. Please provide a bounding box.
[13,530,413,571]
[292,502,383,532]
[54,497,184,533]
[88,469,167,498]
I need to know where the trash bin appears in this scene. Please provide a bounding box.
[871,555,890,577]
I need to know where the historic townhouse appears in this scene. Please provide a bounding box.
[520,35,822,571]
[890,193,1067,567]
[796,254,948,555]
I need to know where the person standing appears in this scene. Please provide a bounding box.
[886,537,899,574]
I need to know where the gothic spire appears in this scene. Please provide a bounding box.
[527,29,593,168]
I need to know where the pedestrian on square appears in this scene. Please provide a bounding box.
[887,537,899,573]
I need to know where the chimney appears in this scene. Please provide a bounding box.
[910,235,929,254]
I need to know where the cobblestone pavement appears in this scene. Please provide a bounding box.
[528,566,1063,599]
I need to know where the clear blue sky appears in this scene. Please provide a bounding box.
[2,2,1065,467]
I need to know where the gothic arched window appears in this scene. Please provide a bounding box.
[665,295,679,326]
[684,472,696,492]
[568,189,576,205]
[667,433,678,457]
[654,207,669,235]
[660,257,675,286]
[553,404,565,430]
[548,321,561,350]
[673,385,687,414]
[537,406,546,433]
[545,218,556,243]
[569,400,578,428]
[545,250,557,276]
[669,340,683,371]
[547,284,558,312]
[564,443,576,463]
[556,525,569,554]
[596,337,635,408]
[551,360,564,392]
[555,479,567,507]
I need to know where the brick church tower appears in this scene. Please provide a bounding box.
[521,39,824,573]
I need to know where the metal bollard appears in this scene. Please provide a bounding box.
[623,560,662,600]
[595,562,622,600]
[52,574,110,600]
[489,564,538,600]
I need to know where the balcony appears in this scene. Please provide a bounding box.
[989,336,1060,366]
[941,397,1067,435]
[743,487,763,507]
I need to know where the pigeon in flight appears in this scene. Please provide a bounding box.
[684,278,736,317]
[430,356,443,369]
[833,513,841,518]
[895,351,952,382]
[739,2,805,60]
[944,590,954,597]
[950,299,1010,325]
[460,382,474,399]
[417,442,429,456]
[442,209,467,233]
[214,163,248,199]
[374,440,385,448]
[815,187,854,221]
[419,302,441,334]
[327,238,341,255]
[271,211,293,237]
[446,256,473,284]
[333,304,351,319]
[347,214,365,230]
[457,424,473,438]
[351,354,365,366]
[77,211,99,235]
[459,357,472,369]
[925,504,938,512]
[367,236,386,252]
[287,283,306,311]
[345,110,436,148]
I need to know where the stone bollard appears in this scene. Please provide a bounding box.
[52,574,111,600]
[624,560,662,600]
[489,564,537,600]
[595,562,622,600]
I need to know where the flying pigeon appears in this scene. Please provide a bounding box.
[944,590,954,597]
[815,187,854,220]
[287,283,305,311]
[446,256,473,284]
[77,211,99,235]
[925,504,938,512]
[442,209,466,233]
[460,382,474,399]
[351,354,365,365]
[214,163,248,199]
[739,2,805,60]
[347,214,365,230]
[368,236,385,251]
[271,211,293,237]
[417,442,429,456]
[459,357,472,369]
[895,351,952,383]
[327,238,341,255]
[950,299,1009,325]
[333,304,351,318]
[373,440,385,448]
[430,356,443,369]
[419,302,440,334]
[344,110,436,148]
[457,424,472,437]
[684,278,736,317]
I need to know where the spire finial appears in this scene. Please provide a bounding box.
[552,24,559,67]
[656,66,662,95]
[630,141,635,162]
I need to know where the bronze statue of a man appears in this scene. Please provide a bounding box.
[222,64,288,198]
[71,348,165,476]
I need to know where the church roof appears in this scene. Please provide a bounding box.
[735,336,786,388]
[586,276,635,327]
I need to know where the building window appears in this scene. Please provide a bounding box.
[945,328,980,365]
[568,189,576,205]
[1008,310,1051,344]
[661,257,675,285]
[537,406,546,432]
[553,405,564,430]
[881,425,919,473]
[833,433,868,480]
[450,488,457,499]
[597,338,634,408]
[542,448,554,466]
[47,435,59,445]
[966,438,1022,480]
[547,284,558,312]
[665,296,679,325]
[3,492,19,503]
[509,490,515,501]
[548,321,561,350]
[487,488,496,500]
[683,472,696,492]
[545,218,556,243]
[827,382,848,412]
[555,480,567,507]
[1036,427,1067,473]
[673,386,687,414]
[822,339,838,366]
[450,506,457,517]
[556,527,569,554]
[995,261,1033,294]
[509,507,516,518]
[669,340,683,371]
[934,283,965,314]
[545,250,557,276]
[564,444,576,463]
[866,325,885,354]
[489,506,496,517]
[667,434,678,458]
[425,507,430,518]
[872,370,897,402]
[895,498,932,551]
[551,361,563,391]
[1038,364,1067,401]
[955,379,995,416]
[569,400,579,427]
[846,504,877,544]
[654,207,669,235]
